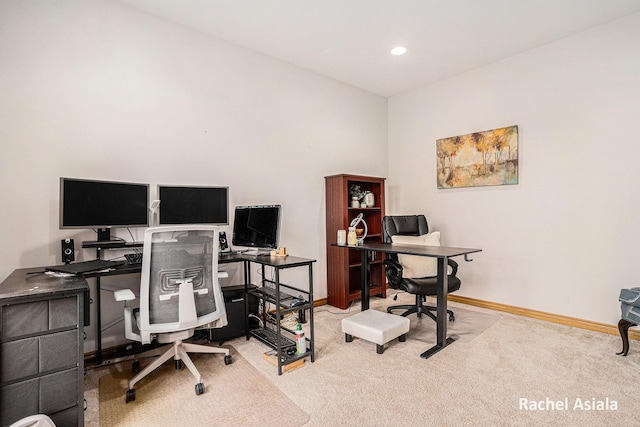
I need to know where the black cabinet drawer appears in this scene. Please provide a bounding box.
[1,296,79,339]
[209,286,258,343]
[0,378,39,426]
[40,368,79,413]
[1,330,78,383]
[2,301,49,337]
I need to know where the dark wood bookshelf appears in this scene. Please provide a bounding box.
[325,174,386,309]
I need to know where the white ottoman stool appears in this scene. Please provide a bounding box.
[341,309,410,354]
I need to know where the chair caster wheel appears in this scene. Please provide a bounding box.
[449,313,455,322]
[175,360,182,370]
[125,388,136,403]
[224,355,233,365]
[195,382,205,395]
[131,361,140,374]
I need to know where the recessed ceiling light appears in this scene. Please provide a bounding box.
[391,46,407,56]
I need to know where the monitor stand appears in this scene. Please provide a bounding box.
[252,248,272,256]
[96,228,111,242]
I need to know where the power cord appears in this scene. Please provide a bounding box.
[248,313,264,328]
[313,300,355,315]
[280,312,299,328]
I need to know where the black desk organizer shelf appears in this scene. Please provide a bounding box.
[244,256,315,375]
[247,281,311,350]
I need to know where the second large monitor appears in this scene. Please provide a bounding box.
[158,185,229,225]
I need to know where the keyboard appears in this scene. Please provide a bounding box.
[124,253,143,265]
[251,328,296,348]
[46,259,125,275]
[258,286,294,300]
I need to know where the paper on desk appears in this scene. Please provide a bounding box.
[45,271,75,278]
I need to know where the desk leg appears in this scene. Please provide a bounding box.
[95,276,102,364]
[421,256,456,359]
[360,250,370,311]
[308,262,315,363]
[245,261,252,340]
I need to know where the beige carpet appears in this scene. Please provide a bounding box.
[99,346,309,427]
[231,295,640,426]
[87,293,640,426]
[385,301,500,346]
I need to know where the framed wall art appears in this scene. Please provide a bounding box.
[436,125,518,189]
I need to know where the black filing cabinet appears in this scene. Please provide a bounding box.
[209,284,258,344]
[1,268,87,427]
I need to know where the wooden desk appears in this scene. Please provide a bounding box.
[332,242,481,359]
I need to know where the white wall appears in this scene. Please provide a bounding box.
[0,0,387,351]
[4,1,636,352]
[388,12,640,325]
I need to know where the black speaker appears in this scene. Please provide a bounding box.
[61,238,75,263]
[219,231,229,251]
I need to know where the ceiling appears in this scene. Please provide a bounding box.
[117,0,640,97]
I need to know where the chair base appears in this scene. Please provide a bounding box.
[126,339,231,402]
[386,295,455,322]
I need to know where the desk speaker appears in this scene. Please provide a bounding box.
[219,231,229,251]
[61,238,75,263]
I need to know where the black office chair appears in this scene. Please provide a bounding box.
[382,215,460,322]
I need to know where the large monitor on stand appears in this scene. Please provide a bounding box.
[157,185,229,226]
[59,177,150,242]
[231,205,281,253]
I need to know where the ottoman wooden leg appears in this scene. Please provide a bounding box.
[345,333,353,343]
[617,318,636,356]
[398,333,406,342]
[376,344,384,354]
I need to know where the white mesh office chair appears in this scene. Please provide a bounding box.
[114,225,231,402]
[9,415,56,427]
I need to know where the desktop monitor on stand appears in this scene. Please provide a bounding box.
[231,205,281,254]
[59,177,149,242]
[157,185,229,226]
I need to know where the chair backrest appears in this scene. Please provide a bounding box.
[138,225,227,335]
[382,215,429,243]
[9,414,56,427]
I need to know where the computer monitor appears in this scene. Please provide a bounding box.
[232,205,281,251]
[60,177,149,241]
[158,185,229,225]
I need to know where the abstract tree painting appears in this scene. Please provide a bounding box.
[436,125,518,188]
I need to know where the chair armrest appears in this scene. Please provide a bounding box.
[448,259,459,276]
[384,259,404,287]
[114,289,136,302]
